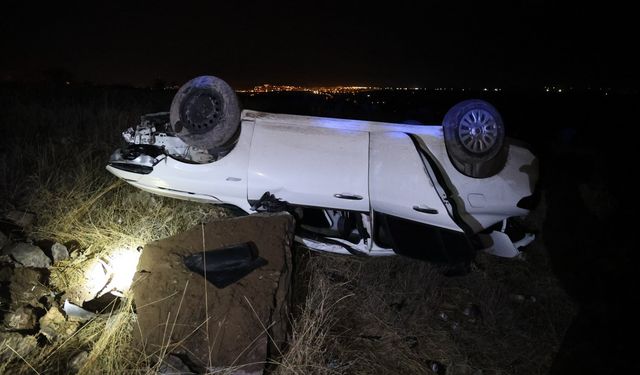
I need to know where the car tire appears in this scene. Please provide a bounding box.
[170,76,241,151]
[443,99,507,178]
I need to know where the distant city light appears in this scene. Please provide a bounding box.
[237,84,387,95]
[234,84,627,96]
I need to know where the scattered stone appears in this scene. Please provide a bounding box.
[2,210,36,230]
[0,254,13,264]
[438,311,449,321]
[2,243,51,268]
[60,259,108,305]
[65,240,83,258]
[3,306,37,331]
[426,360,447,375]
[0,332,38,363]
[51,242,69,263]
[68,351,89,373]
[39,305,80,342]
[9,268,50,309]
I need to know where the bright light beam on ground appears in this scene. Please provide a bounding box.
[85,246,142,298]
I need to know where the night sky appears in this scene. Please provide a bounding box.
[2,1,636,89]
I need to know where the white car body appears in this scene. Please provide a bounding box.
[107,110,537,259]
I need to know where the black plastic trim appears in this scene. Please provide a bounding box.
[108,163,153,175]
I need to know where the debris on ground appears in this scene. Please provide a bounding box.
[62,300,96,322]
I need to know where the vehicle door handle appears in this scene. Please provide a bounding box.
[334,193,363,200]
[413,205,438,214]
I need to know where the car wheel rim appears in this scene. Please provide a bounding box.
[181,90,223,133]
[458,109,498,153]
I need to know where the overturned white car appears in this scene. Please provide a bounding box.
[107,76,538,263]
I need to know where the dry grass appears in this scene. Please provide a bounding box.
[3,172,227,373]
[277,243,575,375]
[273,259,353,375]
[1,86,576,374]
[30,169,226,295]
[9,293,143,374]
[289,253,451,375]
[0,86,231,373]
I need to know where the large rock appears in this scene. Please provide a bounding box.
[2,243,51,268]
[39,305,80,342]
[51,242,69,263]
[133,213,294,374]
[9,268,50,309]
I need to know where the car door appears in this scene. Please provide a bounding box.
[248,118,370,212]
[369,131,462,232]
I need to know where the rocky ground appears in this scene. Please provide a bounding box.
[4,85,629,374]
[1,192,577,375]
[1,210,95,373]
